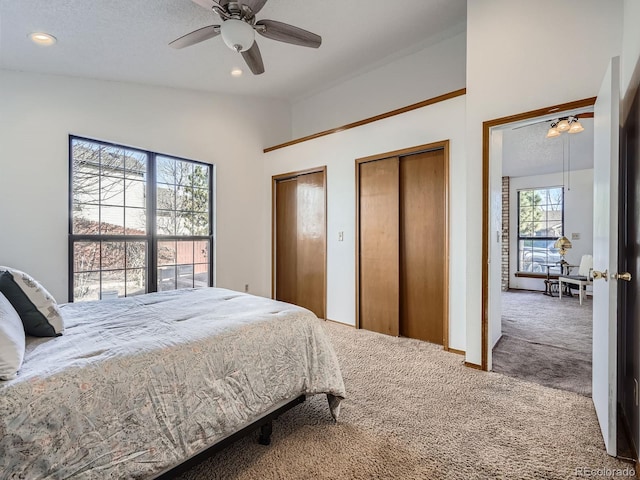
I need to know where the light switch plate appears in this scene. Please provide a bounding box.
[571,233,580,240]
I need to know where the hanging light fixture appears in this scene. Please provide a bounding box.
[546,116,584,138]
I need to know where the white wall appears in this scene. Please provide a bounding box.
[263,96,467,351]
[0,69,291,302]
[465,0,623,365]
[290,31,466,139]
[621,0,640,99]
[508,169,594,290]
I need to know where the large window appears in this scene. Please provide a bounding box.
[517,187,564,274]
[69,137,213,301]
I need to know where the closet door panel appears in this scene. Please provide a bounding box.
[359,158,399,336]
[275,178,298,305]
[399,150,446,344]
[296,172,326,318]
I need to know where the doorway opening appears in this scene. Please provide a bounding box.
[481,97,596,372]
[488,106,595,397]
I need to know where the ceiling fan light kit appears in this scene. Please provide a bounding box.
[170,0,322,75]
[546,116,585,138]
[221,19,255,52]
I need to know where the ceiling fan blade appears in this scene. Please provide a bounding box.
[256,20,321,48]
[242,0,268,15]
[191,0,217,10]
[169,25,220,49]
[241,41,265,75]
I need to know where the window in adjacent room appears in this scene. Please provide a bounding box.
[69,136,214,301]
[517,186,564,274]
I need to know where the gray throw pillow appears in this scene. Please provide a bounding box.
[0,267,64,337]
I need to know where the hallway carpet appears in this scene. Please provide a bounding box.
[177,320,633,479]
[493,290,592,396]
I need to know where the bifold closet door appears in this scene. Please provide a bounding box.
[274,171,326,319]
[359,158,400,336]
[294,172,326,318]
[399,149,446,345]
[275,178,298,306]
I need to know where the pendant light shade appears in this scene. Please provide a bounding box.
[568,121,584,134]
[546,126,561,138]
[556,119,571,132]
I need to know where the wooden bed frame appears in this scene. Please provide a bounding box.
[153,395,306,479]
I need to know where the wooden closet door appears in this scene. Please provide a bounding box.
[399,149,446,344]
[274,169,326,319]
[359,158,400,336]
[295,172,326,319]
[275,178,298,305]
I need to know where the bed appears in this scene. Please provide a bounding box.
[0,287,346,479]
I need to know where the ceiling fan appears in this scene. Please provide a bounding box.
[170,0,322,75]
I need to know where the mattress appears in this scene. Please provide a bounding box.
[0,288,345,479]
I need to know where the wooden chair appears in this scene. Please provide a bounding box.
[558,254,593,305]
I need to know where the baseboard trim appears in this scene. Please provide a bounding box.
[325,318,355,328]
[445,347,465,356]
[464,361,483,370]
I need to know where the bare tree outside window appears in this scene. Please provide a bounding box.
[155,156,210,291]
[69,137,213,302]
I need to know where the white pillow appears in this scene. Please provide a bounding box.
[0,266,64,337]
[0,292,26,380]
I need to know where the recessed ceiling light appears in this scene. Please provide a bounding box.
[29,32,57,46]
[230,68,243,77]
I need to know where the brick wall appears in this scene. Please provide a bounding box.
[501,176,510,291]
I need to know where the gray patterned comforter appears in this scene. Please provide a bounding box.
[0,288,345,479]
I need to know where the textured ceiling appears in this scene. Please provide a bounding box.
[502,113,594,178]
[0,0,467,100]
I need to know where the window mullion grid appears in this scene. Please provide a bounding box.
[208,163,215,287]
[70,137,213,300]
[148,152,158,293]
[99,239,103,299]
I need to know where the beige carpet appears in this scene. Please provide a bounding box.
[177,322,634,479]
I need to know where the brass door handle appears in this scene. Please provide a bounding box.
[613,272,632,281]
[592,269,608,281]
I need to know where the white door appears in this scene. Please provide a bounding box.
[592,56,620,456]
